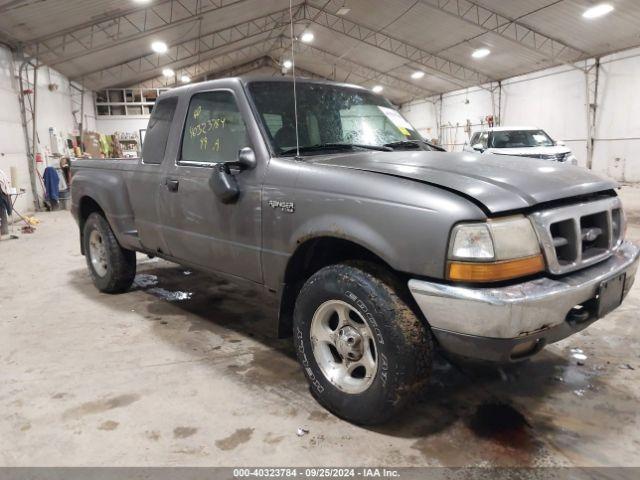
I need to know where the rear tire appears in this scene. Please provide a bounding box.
[83,212,136,293]
[293,262,433,425]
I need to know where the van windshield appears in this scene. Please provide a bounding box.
[248,81,423,156]
[490,130,554,148]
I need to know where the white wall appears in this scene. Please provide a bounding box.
[0,44,97,213]
[593,49,640,182]
[401,46,640,182]
[0,45,32,213]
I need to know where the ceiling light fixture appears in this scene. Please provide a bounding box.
[471,47,491,59]
[181,75,191,83]
[133,0,152,4]
[372,85,383,93]
[283,59,293,69]
[151,41,168,53]
[300,31,314,43]
[411,71,425,79]
[582,3,614,19]
[336,7,350,16]
[162,68,175,77]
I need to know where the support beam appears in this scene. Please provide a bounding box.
[275,40,436,99]
[16,57,41,210]
[585,59,600,170]
[132,39,280,88]
[195,56,326,82]
[302,4,494,89]
[70,83,85,140]
[418,0,588,62]
[24,0,255,66]
[129,33,433,100]
[76,8,293,89]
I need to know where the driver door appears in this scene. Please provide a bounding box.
[158,88,262,283]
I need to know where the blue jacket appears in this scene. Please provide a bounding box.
[43,167,60,202]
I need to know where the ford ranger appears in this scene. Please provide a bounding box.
[71,77,639,424]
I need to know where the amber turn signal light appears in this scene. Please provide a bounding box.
[448,254,545,283]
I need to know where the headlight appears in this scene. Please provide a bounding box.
[447,215,544,282]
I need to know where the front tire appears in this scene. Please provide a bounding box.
[293,262,433,425]
[83,213,136,293]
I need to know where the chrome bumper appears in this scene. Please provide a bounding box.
[408,241,639,361]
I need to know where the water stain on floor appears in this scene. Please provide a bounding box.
[62,394,140,419]
[466,402,531,448]
[215,427,254,451]
[98,420,119,431]
[173,426,198,439]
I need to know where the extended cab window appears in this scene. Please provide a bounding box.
[142,96,177,164]
[181,91,248,164]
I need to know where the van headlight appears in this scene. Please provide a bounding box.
[447,215,545,282]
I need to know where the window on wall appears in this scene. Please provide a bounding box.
[95,88,170,116]
[181,90,248,164]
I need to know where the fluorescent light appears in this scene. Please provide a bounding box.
[162,68,174,77]
[583,3,614,18]
[133,0,152,4]
[180,75,191,83]
[372,85,383,93]
[472,48,490,59]
[411,71,425,79]
[283,59,293,69]
[336,7,350,15]
[300,31,314,43]
[151,41,168,54]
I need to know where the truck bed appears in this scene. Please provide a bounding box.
[72,158,140,172]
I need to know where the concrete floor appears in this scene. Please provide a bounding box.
[1,186,640,467]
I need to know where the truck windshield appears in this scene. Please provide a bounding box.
[248,81,423,156]
[490,129,554,148]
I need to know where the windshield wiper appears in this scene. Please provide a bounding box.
[384,140,421,149]
[279,143,392,156]
[384,140,446,152]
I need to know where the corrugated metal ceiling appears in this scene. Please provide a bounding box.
[0,0,638,103]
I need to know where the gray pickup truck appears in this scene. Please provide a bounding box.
[71,77,639,424]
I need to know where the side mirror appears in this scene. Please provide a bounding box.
[237,147,257,170]
[555,140,565,146]
[210,164,240,204]
[208,147,256,204]
[226,147,256,171]
[472,143,484,152]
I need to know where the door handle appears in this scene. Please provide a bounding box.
[165,178,179,192]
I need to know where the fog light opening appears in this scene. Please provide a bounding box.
[566,302,593,324]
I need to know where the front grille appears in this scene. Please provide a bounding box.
[529,197,624,275]
[511,152,569,162]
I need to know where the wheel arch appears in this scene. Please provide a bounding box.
[277,235,401,338]
[78,196,106,255]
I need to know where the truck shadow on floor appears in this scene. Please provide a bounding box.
[68,260,634,466]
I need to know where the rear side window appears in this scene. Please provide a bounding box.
[181,90,248,164]
[142,97,178,164]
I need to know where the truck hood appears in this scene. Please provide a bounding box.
[307,151,616,214]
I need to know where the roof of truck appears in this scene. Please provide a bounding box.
[157,75,374,99]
